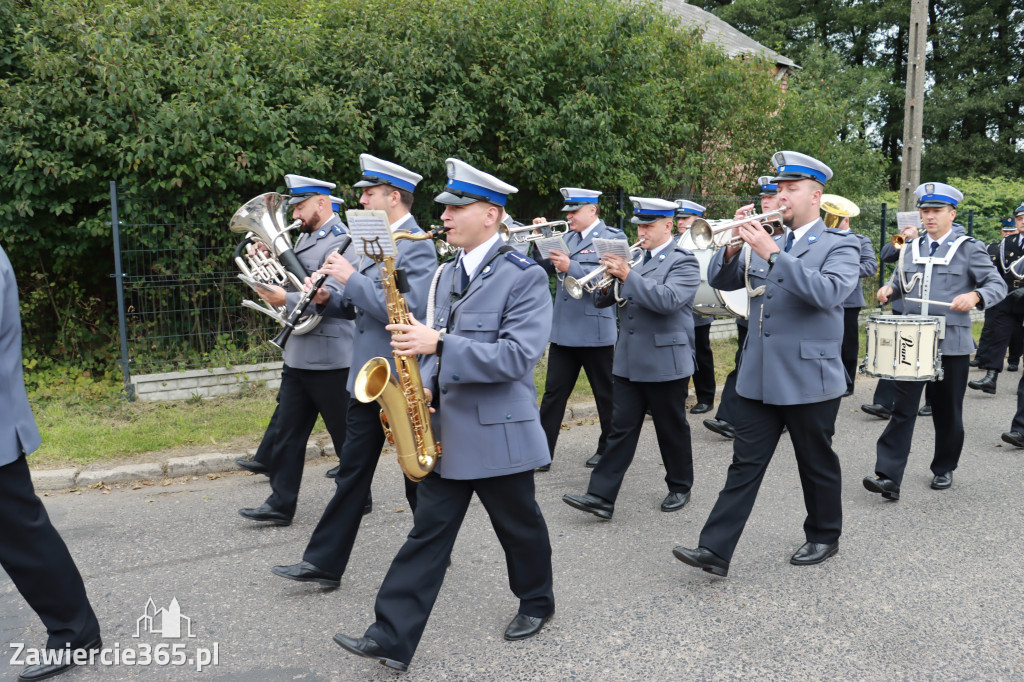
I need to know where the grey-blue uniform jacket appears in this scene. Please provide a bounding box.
[421,242,552,479]
[0,245,40,467]
[886,235,1006,356]
[536,220,626,347]
[594,244,700,382]
[842,232,878,308]
[282,215,357,371]
[709,220,860,405]
[318,216,438,394]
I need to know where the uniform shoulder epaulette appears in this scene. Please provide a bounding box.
[505,251,537,269]
[824,227,853,236]
[331,224,346,236]
[440,255,457,265]
[605,226,625,234]
[674,245,693,257]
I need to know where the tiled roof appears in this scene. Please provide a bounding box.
[659,0,798,69]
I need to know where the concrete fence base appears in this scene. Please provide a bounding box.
[131,361,284,402]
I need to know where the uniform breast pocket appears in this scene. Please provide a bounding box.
[455,311,501,340]
[935,271,964,292]
[478,400,536,468]
[654,332,689,375]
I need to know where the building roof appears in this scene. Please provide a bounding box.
[659,0,798,70]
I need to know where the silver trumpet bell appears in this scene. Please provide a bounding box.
[564,238,645,299]
[690,210,785,250]
[498,220,569,244]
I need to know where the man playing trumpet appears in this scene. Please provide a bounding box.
[562,196,700,519]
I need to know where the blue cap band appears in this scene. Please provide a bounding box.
[1014,204,1024,216]
[678,207,703,216]
[918,194,959,207]
[760,183,777,192]
[361,171,415,192]
[446,179,508,206]
[777,164,827,184]
[290,185,331,196]
[634,208,675,217]
[565,196,598,205]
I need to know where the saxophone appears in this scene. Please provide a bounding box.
[353,231,444,482]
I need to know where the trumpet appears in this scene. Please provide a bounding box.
[891,234,907,250]
[498,220,569,244]
[690,210,785,250]
[564,239,645,299]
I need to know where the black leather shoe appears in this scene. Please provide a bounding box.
[584,452,602,468]
[918,404,933,417]
[689,402,712,414]
[503,611,554,641]
[18,637,102,681]
[535,463,551,472]
[363,500,372,516]
[968,369,998,394]
[325,464,340,478]
[860,403,892,420]
[238,503,292,526]
[862,475,900,500]
[672,545,729,577]
[703,418,735,439]
[790,541,839,565]
[931,471,953,490]
[333,634,407,672]
[1009,363,1019,372]
[842,387,854,397]
[271,561,341,588]
[969,357,979,367]
[1002,431,1024,448]
[660,491,690,512]
[237,459,268,475]
[562,492,613,520]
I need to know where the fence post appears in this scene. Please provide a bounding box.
[617,188,625,231]
[879,202,887,295]
[110,181,135,401]
[967,209,974,237]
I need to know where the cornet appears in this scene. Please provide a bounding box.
[498,220,569,244]
[690,210,785,250]
[564,239,645,299]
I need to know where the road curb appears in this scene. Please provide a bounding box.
[31,405,600,492]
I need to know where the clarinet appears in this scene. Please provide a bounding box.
[269,236,352,351]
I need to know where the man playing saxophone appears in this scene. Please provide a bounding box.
[332,158,555,672]
[270,155,436,589]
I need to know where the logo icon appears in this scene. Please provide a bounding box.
[135,598,195,639]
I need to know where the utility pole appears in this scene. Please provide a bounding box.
[898,0,928,211]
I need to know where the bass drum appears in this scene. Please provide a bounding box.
[682,235,748,319]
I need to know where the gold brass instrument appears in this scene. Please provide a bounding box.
[821,194,861,229]
[498,220,569,244]
[891,234,907,250]
[564,239,646,299]
[352,232,440,482]
[230,192,321,336]
[690,210,785,249]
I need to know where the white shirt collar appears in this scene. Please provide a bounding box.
[390,212,413,232]
[458,231,502,280]
[578,218,601,241]
[927,230,953,248]
[789,218,818,247]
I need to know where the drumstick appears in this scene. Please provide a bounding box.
[904,297,951,307]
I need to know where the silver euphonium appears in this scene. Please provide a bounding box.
[230,192,321,336]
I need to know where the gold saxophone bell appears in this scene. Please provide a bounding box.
[821,194,861,229]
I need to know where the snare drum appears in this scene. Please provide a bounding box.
[862,314,943,381]
[690,247,749,319]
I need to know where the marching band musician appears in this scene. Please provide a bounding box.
[0,244,103,681]
[238,175,357,527]
[676,199,716,415]
[703,176,775,439]
[534,188,626,470]
[829,198,878,396]
[269,155,436,588]
[562,196,700,519]
[967,202,1024,395]
[864,183,1005,500]
[674,152,859,576]
[332,158,555,671]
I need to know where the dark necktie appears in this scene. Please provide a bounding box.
[642,249,652,265]
[458,260,469,291]
[930,241,939,257]
[784,232,795,253]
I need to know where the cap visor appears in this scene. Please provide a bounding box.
[771,172,823,185]
[434,191,478,206]
[352,179,377,188]
[916,200,954,208]
[287,194,314,205]
[631,216,659,225]
[561,203,585,212]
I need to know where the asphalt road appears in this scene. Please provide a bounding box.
[3,373,1024,681]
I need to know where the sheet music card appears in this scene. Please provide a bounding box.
[897,212,921,233]
[345,210,397,258]
[593,237,632,261]
[536,236,570,260]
